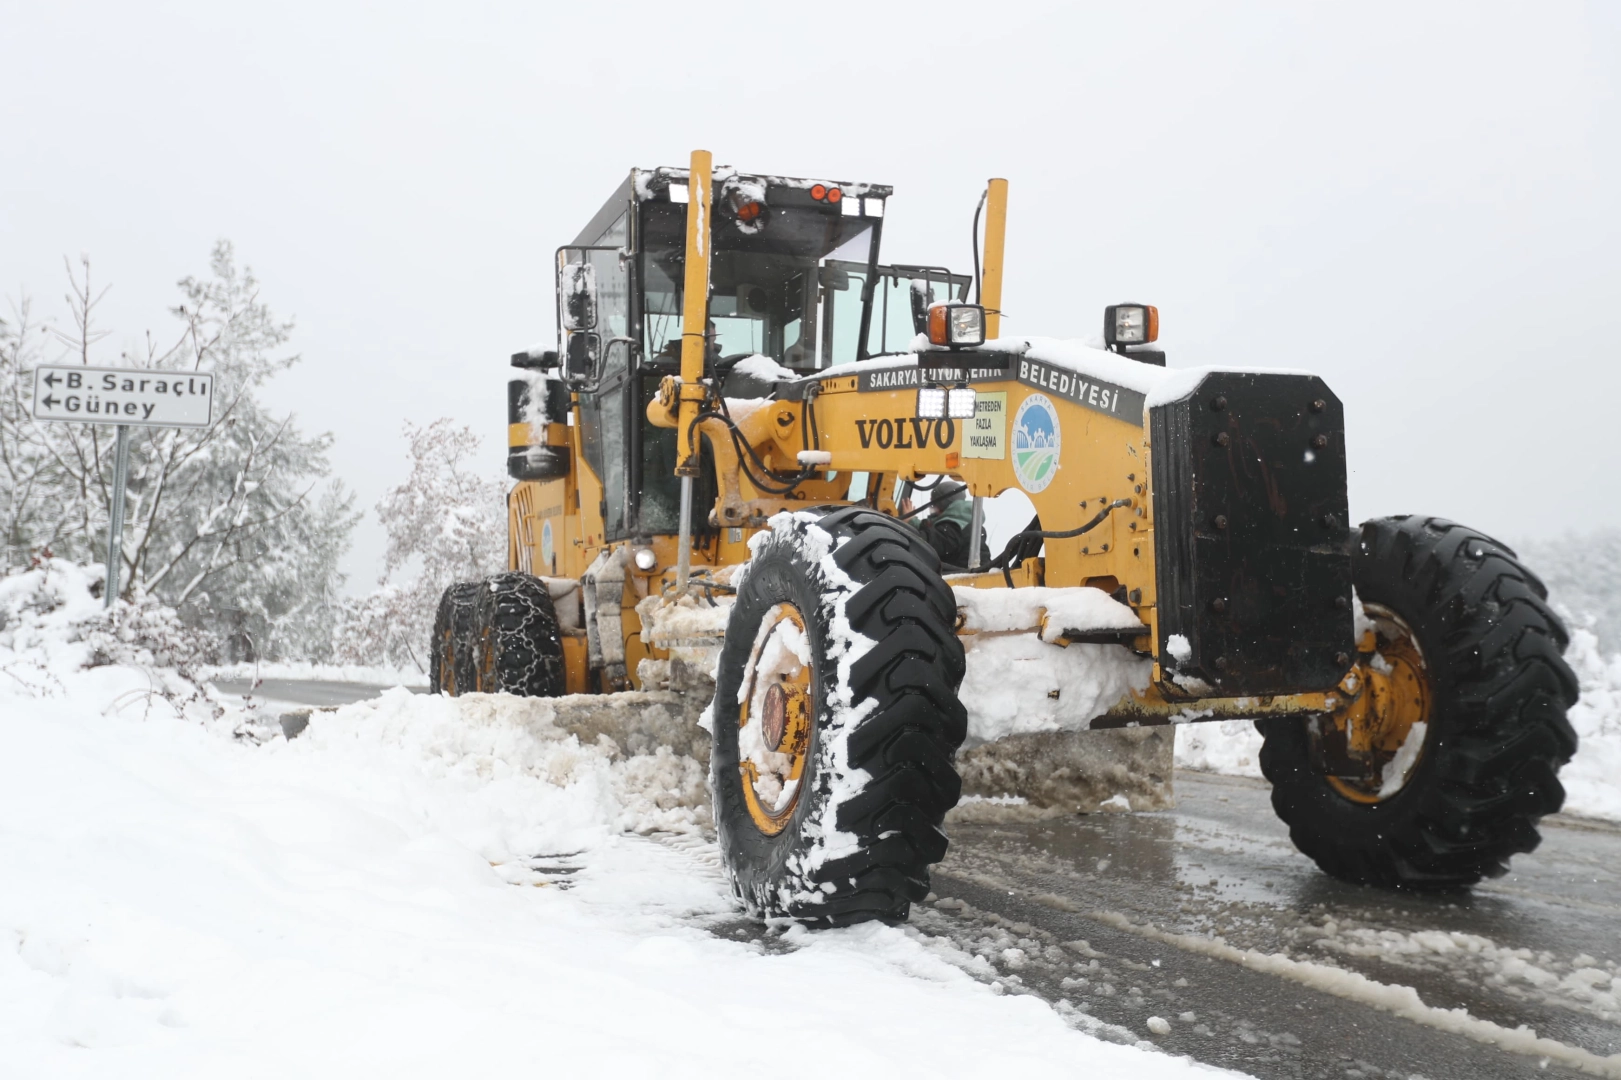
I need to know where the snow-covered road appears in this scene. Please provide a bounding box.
[218,677,1621,1078]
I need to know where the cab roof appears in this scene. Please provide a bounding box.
[572,167,893,246]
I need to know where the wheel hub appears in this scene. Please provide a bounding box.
[1313,604,1432,804]
[762,683,788,752]
[739,604,814,835]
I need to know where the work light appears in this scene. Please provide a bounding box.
[917,387,947,419]
[1104,304,1158,347]
[926,303,986,349]
[947,388,977,419]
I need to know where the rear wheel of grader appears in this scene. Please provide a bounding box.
[471,572,566,698]
[430,582,480,695]
[711,507,967,926]
[1258,516,1579,889]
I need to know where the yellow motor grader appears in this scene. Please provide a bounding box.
[434,150,1578,926]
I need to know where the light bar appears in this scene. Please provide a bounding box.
[917,387,947,419]
[947,388,977,419]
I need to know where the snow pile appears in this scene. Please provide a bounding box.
[1557,627,1621,821]
[295,690,711,845]
[729,353,797,382]
[1174,719,1266,779]
[722,396,772,426]
[953,585,1144,639]
[959,636,1151,745]
[637,589,736,646]
[0,597,1227,1078]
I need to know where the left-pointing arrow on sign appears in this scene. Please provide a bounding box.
[43,372,61,387]
[41,395,59,409]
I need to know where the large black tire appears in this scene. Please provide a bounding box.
[1258,516,1579,889]
[712,507,967,926]
[471,572,566,698]
[430,582,480,696]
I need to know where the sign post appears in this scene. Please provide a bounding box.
[31,365,214,608]
[105,425,131,610]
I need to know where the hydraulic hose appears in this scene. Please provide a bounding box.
[990,499,1133,587]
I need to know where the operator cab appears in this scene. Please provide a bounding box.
[541,166,967,542]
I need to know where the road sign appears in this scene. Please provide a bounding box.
[31,365,213,428]
[31,364,216,608]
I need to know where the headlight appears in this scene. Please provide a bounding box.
[947,388,977,419]
[949,306,983,345]
[633,547,658,572]
[917,387,947,418]
[926,303,986,349]
[1104,303,1158,347]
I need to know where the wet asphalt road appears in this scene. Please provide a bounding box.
[210,678,425,708]
[225,679,1620,1078]
[925,772,1621,1080]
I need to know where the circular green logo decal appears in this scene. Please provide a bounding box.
[1013,393,1061,493]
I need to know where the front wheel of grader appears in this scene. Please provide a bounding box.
[711,507,967,926]
[1258,515,1580,889]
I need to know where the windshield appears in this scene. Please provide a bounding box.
[864,266,970,357]
[640,200,879,373]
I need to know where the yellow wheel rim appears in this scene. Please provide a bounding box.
[739,604,815,836]
[1322,604,1433,805]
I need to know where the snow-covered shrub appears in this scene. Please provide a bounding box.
[332,420,506,670]
[0,560,216,713]
[0,247,356,663]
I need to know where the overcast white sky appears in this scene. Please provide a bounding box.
[2,1,1616,589]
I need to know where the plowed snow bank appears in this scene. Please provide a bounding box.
[0,565,1237,1079]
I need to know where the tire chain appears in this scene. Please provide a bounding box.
[472,572,566,698]
[430,581,481,696]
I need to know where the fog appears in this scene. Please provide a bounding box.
[2,1,1616,589]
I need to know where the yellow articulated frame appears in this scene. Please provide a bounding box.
[628,351,1355,718]
[1094,684,1336,728]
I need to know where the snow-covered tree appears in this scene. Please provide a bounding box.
[0,245,356,660]
[333,419,506,669]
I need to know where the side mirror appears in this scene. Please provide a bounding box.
[819,265,850,291]
[561,262,599,332]
[909,279,931,334]
[565,333,600,383]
